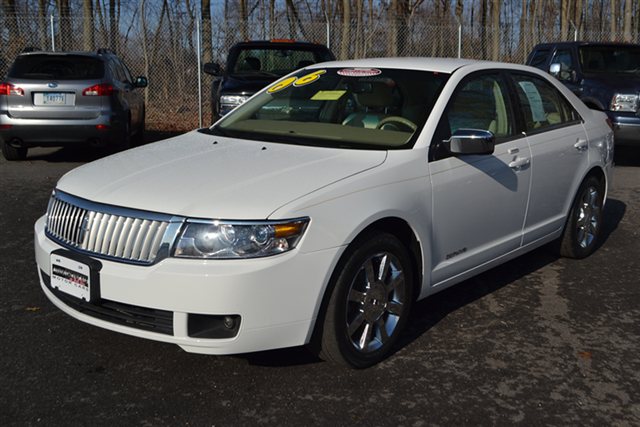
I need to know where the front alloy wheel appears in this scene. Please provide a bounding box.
[317,233,413,368]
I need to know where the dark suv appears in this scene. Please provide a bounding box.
[526,42,640,145]
[204,40,335,121]
[0,49,147,160]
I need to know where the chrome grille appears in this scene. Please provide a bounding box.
[46,191,180,264]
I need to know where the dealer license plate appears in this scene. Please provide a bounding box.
[50,254,91,301]
[43,93,66,105]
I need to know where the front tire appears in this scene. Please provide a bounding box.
[559,175,605,259]
[317,233,414,368]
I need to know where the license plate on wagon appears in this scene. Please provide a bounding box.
[42,93,66,105]
[50,253,92,301]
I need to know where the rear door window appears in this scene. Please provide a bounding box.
[511,73,581,133]
[9,55,104,80]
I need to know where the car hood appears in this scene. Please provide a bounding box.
[56,130,387,219]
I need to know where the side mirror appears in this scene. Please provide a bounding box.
[134,76,148,88]
[445,129,495,155]
[549,63,562,78]
[549,63,576,82]
[204,62,221,76]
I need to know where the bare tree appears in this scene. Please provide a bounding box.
[83,0,95,50]
[354,0,363,58]
[518,0,527,54]
[109,0,119,52]
[340,0,350,59]
[201,0,213,63]
[57,0,72,50]
[139,0,149,106]
[388,0,398,56]
[560,0,570,40]
[480,0,488,60]
[285,0,310,40]
[491,0,500,60]
[38,0,48,49]
[240,0,248,40]
[610,0,617,40]
[269,0,275,39]
[623,0,632,41]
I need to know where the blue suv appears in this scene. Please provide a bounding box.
[527,42,639,145]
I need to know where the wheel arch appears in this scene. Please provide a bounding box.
[307,216,424,349]
[583,165,607,199]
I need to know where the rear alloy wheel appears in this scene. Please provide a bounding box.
[1,140,27,161]
[559,175,605,259]
[318,233,413,368]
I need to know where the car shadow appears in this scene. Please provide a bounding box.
[243,198,626,368]
[25,130,185,163]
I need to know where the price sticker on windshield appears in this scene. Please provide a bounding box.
[267,70,326,94]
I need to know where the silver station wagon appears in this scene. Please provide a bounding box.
[35,58,613,368]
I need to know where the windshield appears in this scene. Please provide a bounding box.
[579,45,640,74]
[9,54,104,80]
[211,67,449,150]
[230,47,333,77]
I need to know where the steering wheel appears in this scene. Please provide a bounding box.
[376,116,417,132]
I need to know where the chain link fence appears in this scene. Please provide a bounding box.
[1,8,637,131]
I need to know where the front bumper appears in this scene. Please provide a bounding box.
[34,216,341,355]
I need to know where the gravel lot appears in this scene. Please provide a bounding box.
[1,140,639,426]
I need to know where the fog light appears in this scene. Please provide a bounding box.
[223,316,235,329]
[187,313,241,338]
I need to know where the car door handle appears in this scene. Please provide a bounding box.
[509,157,530,169]
[574,139,588,152]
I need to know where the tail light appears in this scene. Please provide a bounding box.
[82,83,113,96]
[0,82,24,96]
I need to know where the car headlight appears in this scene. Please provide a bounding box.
[219,95,250,113]
[173,218,309,259]
[610,93,639,112]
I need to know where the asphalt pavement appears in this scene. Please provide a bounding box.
[1,141,639,426]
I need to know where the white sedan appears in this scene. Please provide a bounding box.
[35,58,614,368]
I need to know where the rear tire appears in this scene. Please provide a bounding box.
[1,140,27,161]
[559,175,605,259]
[316,232,414,368]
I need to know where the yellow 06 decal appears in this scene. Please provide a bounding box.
[293,70,326,86]
[267,70,326,94]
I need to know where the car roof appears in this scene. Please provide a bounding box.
[304,57,515,74]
